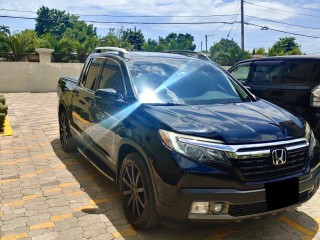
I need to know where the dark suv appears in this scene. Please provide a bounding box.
[57,48,320,229]
[228,56,320,139]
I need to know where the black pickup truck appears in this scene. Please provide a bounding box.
[57,47,320,229]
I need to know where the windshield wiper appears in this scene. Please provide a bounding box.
[144,102,187,106]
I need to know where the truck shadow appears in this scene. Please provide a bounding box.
[50,139,319,239]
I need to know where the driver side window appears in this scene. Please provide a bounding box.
[98,59,125,98]
[230,64,251,84]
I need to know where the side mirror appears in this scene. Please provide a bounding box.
[95,88,118,106]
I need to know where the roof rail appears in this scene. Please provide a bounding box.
[162,50,211,61]
[95,47,129,58]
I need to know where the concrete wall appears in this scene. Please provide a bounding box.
[0,49,83,93]
[0,62,83,92]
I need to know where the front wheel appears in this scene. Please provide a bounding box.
[120,153,160,229]
[59,110,77,152]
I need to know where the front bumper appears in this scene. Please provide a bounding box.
[156,165,320,222]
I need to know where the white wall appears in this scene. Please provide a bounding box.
[0,62,83,93]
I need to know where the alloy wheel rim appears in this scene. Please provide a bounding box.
[122,164,146,219]
[60,114,68,148]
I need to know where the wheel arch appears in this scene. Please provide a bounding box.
[116,139,159,203]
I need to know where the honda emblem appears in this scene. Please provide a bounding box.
[271,149,287,166]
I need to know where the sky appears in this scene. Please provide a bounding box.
[0,0,320,54]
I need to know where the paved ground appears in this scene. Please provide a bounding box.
[0,92,320,240]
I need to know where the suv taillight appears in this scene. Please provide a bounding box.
[311,85,320,107]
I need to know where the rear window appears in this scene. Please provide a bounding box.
[282,60,319,83]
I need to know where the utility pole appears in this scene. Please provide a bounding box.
[201,41,203,51]
[205,35,208,52]
[241,0,244,51]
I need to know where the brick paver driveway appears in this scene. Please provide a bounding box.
[0,93,320,240]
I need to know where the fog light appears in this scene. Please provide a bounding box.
[211,203,226,214]
[190,202,210,214]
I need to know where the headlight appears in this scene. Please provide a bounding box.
[159,129,231,166]
[305,122,317,157]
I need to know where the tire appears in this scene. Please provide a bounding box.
[59,110,77,152]
[120,152,160,229]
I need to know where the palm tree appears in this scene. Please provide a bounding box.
[0,30,36,61]
[0,25,10,36]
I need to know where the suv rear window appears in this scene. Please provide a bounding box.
[282,60,319,83]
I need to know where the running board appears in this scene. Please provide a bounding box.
[77,146,116,182]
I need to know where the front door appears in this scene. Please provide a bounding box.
[71,58,104,139]
[90,58,127,164]
[247,61,284,106]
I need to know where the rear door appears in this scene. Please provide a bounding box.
[247,61,284,106]
[280,59,319,125]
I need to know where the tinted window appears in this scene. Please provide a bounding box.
[98,59,125,96]
[251,63,281,84]
[129,59,251,105]
[230,63,250,84]
[282,60,318,83]
[82,58,103,90]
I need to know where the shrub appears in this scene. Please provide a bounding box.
[0,104,8,115]
[0,95,5,105]
[0,113,5,131]
[0,95,7,131]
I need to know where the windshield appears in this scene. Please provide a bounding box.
[128,58,252,105]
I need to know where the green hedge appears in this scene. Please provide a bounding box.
[0,95,5,105]
[0,104,8,115]
[0,113,5,131]
[0,95,7,131]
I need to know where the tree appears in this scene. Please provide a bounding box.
[160,33,196,50]
[142,38,158,51]
[269,37,301,56]
[35,6,77,38]
[142,33,196,52]
[0,25,11,53]
[0,30,38,61]
[121,27,145,51]
[62,20,97,43]
[256,47,266,55]
[0,25,10,36]
[210,38,251,65]
[100,28,132,50]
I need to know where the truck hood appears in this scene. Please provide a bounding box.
[144,100,305,144]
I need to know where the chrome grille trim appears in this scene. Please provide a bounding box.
[178,137,308,159]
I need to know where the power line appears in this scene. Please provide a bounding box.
[245,15,320,30]
[244,1,320,19]
[246,22,320,38]
[0,8,237,18]
[0,15,238,25]
[227,0,241,38]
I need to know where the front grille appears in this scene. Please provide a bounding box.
[231,147,308,181]
[229,191,309,217]
[229,202,267,217]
